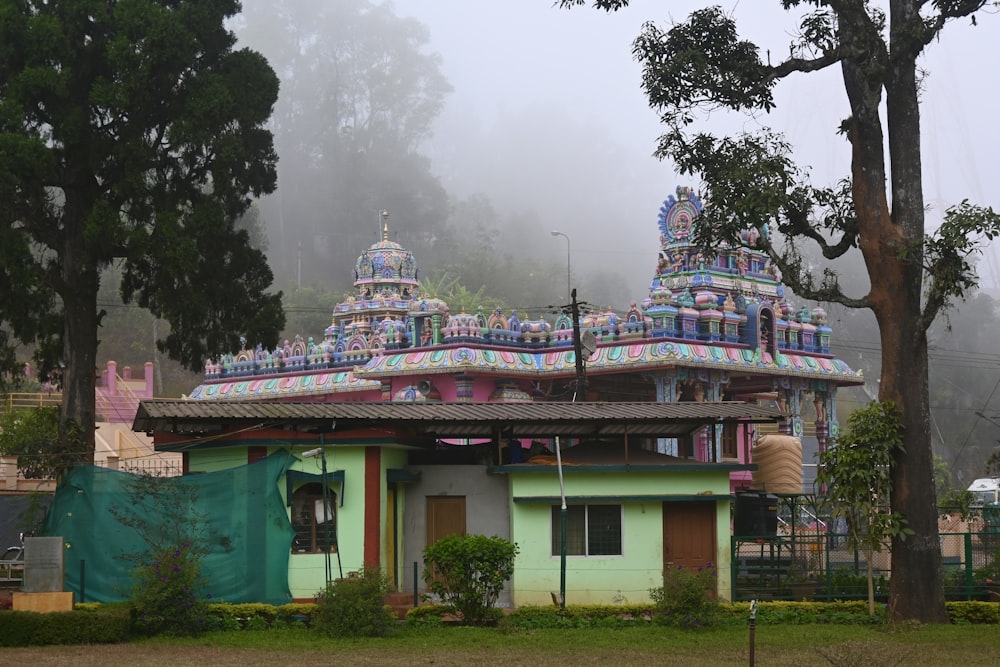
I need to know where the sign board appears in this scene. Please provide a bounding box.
[23,536,65,593]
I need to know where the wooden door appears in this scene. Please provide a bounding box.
[426,496,466,545]
[662,501,717,571]
[425,496,466,586]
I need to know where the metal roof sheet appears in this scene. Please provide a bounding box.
[134,399,785,440]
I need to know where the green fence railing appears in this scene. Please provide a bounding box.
[731,530,999,602]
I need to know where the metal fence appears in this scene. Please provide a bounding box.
[731,526,999,602]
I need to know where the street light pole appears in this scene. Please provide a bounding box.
[551,230,571,304]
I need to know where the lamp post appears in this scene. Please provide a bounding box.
[550,230,571,304]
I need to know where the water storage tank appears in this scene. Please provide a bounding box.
[750,434,803,495]
[734,491,778,536]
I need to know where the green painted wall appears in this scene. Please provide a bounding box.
[509,469,734,606]
[286,447,368,598]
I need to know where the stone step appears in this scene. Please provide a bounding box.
[384,591,418,620]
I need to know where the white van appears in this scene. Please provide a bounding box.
[967,477,1000,506]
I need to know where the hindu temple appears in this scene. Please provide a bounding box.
[189,186,863,481]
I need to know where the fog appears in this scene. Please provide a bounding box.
[391,0,1000,298]
[225,1,1000,478]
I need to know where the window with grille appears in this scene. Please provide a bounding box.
[551,504,622,556]
[290,482,338,554]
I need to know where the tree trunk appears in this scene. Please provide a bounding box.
[875,301,946,622]
[874,4,947,623]
[60,195,100,466]
[865,548,876,616]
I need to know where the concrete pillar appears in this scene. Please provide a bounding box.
[1,456,19,490]
[107,360,118,395]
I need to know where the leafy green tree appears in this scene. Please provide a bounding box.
[817,401,912,616]
[422,534,518,625]
[562,0,1000,623]
[419,272,507,317]
[0,407,85,479]
[0,0,285,459]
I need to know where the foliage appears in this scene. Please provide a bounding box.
[422,534,518,625]
[3,602,997,652]
[130,543,210,637]
[649,563,720,628]
[825,568,890,599]
[499,604,654,630]
[985,450,1000,478]
[0,407,85,478]
[0,0,284,460]
[946,600,1000,625]
[938,488,976,520]
[0,605,132,647]
[109,473,216,636]
[419,272,508,316]
[94,266,203,398]
[314,567,396,638]
[972,539,1000,584]
[201,602,313,630]
[109,473,215,565]
[404,603,453,627]
[817,401,911,614]
[280,285,348,345]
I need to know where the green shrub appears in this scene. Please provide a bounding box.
[130,543,209,637]
[0,606,131,646]
[502,604,653,630]
[314,568,396,637]
[826,567,889,598]
[405,604,452,627]
[422,534,518,625]
[649,563,720,628]
[947,601,1000,624]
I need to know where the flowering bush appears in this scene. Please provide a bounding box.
[314,568,396,637]
[130,543,210,636]
[649,563,720,628]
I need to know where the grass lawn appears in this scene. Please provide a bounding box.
[2,623,998,666]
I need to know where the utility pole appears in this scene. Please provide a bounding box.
[571,288,585,401]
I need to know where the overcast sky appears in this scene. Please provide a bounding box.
[391,0,1000,298]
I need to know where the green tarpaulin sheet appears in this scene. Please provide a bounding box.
[41,452,296,605]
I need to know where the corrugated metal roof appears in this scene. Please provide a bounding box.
[134,399,784,440]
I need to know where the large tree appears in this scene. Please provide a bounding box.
[563,1,1000,622]
[0,0,284,461]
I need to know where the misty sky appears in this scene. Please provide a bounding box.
[391,0,1000,299]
